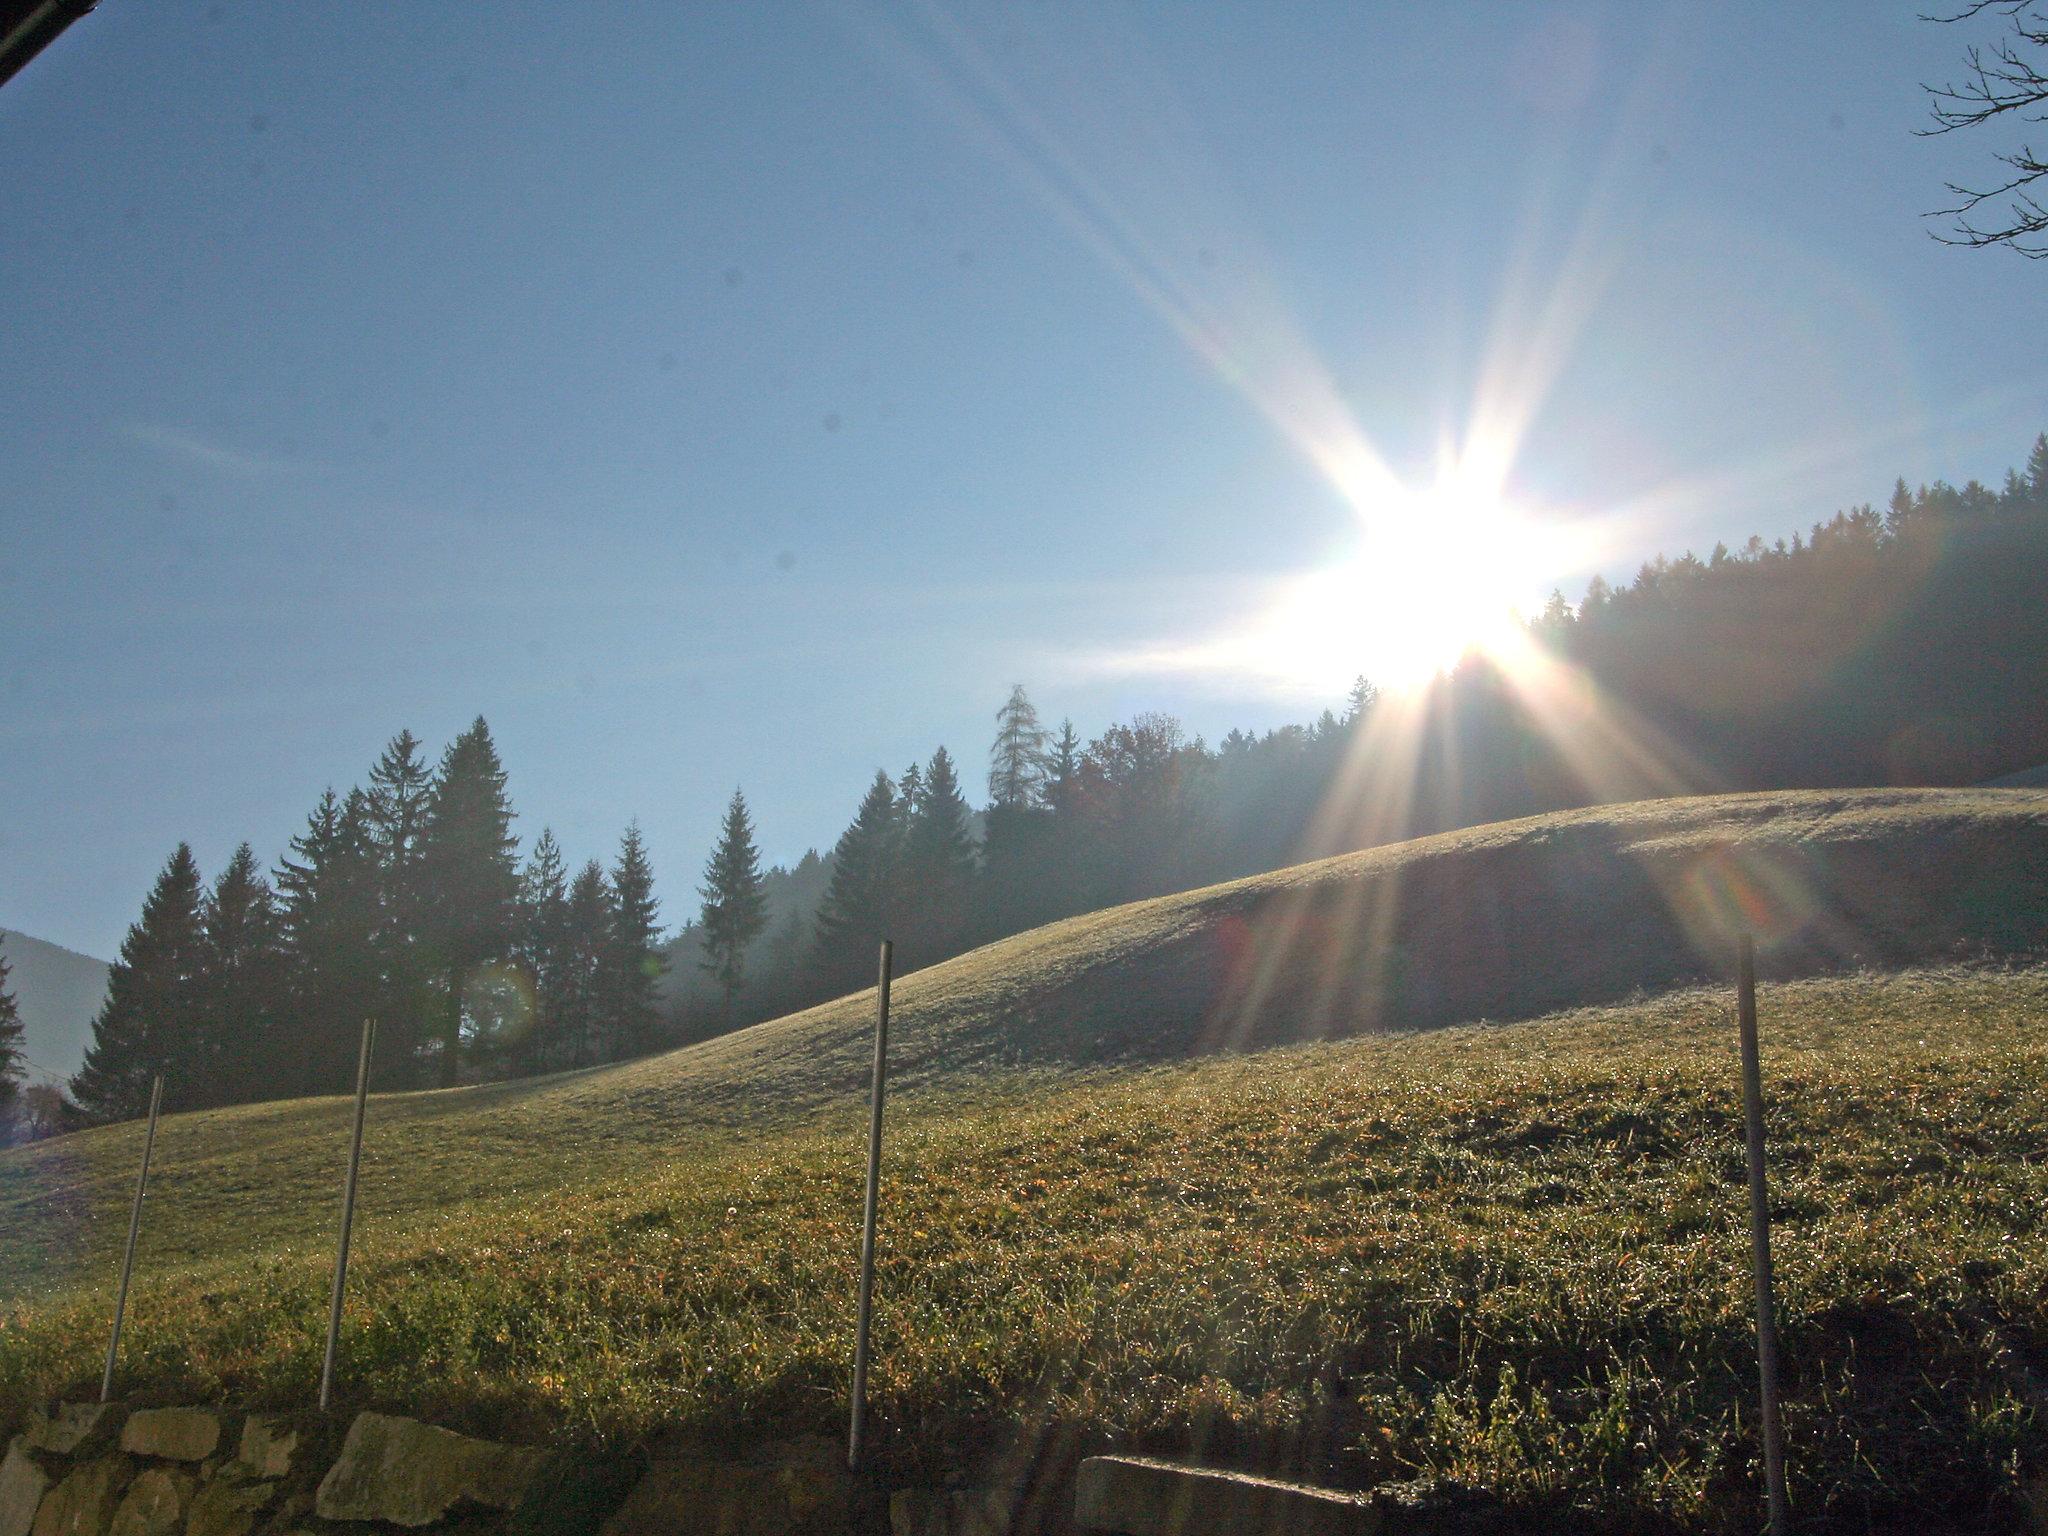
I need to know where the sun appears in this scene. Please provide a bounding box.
[1242,475,1562,695]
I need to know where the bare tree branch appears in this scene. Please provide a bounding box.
[1922,2,2048,256]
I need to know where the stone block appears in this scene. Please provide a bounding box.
[182,1468,274,1536]
[0,1441,51,1536]
[119,1413,219,1465]
[314,1413,543,1527]
[601,1436,859,1536]
[107,1470,193,1536]
[1074,1457,1380,1536]
[229,1420,295,1482]
[23,1409,122,1460]
[30,1456,130,1536]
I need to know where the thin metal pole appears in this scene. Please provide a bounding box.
[849,939,893,1472]
[101,1073,163,1404]
[320,1018,376,1413]
[1738,935,1790,1536]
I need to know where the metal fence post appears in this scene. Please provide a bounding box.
[849,939,893,1472]
[101,1072,163,1403]
[1738,934,1790,1535]
[320,1018,376,1412]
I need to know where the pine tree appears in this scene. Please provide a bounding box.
[515,828,569,1074]
[558,860,614,1069]
[988,685,1049,809]
[901,746,976,965]
[365,730,434,1085]
[199,844,284,1105]
[699,791,769,1027]
[1044,719,1082,813]
[277,789,383,1094]
[812,770,902,990]
[603,822,665,1060]
[72,844,207,1121]
[420,718,520,1086]
[0,937,26,1124]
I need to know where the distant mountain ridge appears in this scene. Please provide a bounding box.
[0,931,108,1085]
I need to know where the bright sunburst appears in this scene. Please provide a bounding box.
[1146,466,1582,698]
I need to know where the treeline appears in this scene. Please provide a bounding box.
[665,431,2048,1036]
[69,720,666,1121]
[61,433,2048,1120]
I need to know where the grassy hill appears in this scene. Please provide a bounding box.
[2,788,2046,1531]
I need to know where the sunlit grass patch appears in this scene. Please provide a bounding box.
[4,965,2047,1531]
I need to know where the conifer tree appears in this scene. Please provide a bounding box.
[1044,719,1082,813]
[73,844,207,1120]
[901,746,976,964]
[0,937,25,1123]
[812,770,902,990]
[277,790,382,1094]
[365,729,434,1084]
[558,860,614,1069]
[420,718,519,1086]
[199,843,284,1105]
[989,685,1050,809]
[698,790,768,1026]
[515,829,569,1075]
[603,822,665,1060]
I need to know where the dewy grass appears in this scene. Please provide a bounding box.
[4,965,2048,1531]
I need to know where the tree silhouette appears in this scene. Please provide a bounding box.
[73,844,206,1120]
[813,769,902,990]
[699,790,769,1027]
[604,822,665,1059]
[988,684,1050,809]
[420,718,519,1086]
[277,789,382,1095]
[0,937,24,1122]
[199,843,284,1106]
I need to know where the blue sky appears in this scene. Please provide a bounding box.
[4,2,2045,959]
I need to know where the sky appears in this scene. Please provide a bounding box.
[3,2,2045,960]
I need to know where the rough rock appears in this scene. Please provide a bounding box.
[0,1441,51,1536]
[1074,1456,1381,1536]
[231,1419,296,1481]
[183,1469,274,1536]
[106,1469,194,1536]
[314,1413,543,1527]
[601,1435,860,1536]
[891,1486,1014,1536]
[118,1411,220,1464]
[30,1456,130,1536]
[23,1407,122,1459]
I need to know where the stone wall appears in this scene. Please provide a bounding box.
[0,1404,550,1536]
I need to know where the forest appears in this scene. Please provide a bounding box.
[15,433,2046,1129]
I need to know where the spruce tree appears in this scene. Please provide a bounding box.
[603,822,665,1060]
[812,770,902,990]
[365,730,434,1085]
[559,860,614,1069]
[420,718,520,1086]
[199,844,284,1105]
[0,937,25,1124]
[988,685,1049,809]
[277,790,383,1094]
[73,844,207,1120]
[698,790,768,1027]
[515,829,569,1075]
[901,746,976,964]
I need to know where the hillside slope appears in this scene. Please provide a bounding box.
[0,930,108,1085]
[1,786,2041,1303]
